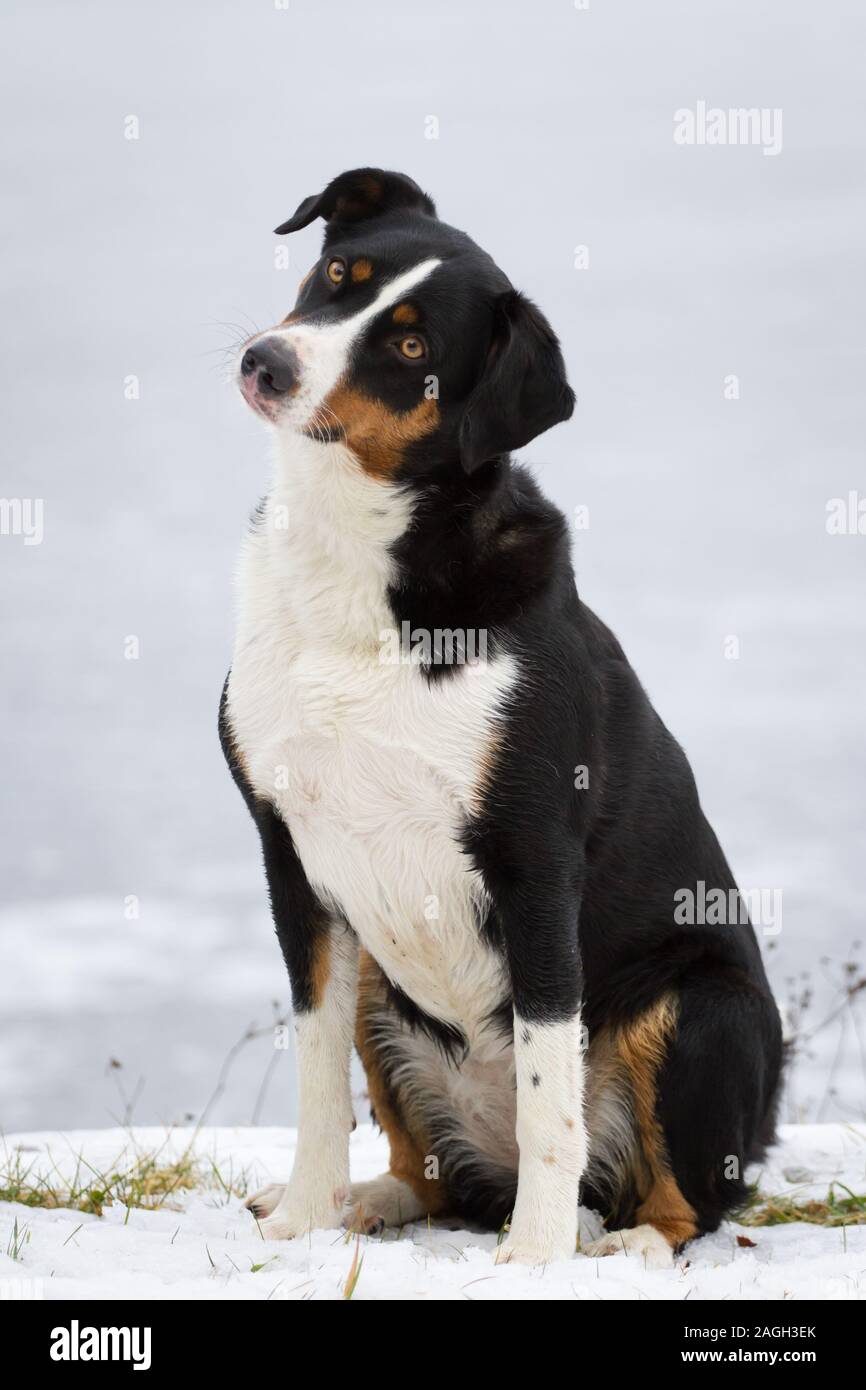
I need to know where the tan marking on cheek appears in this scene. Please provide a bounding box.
[392,302,418,325]
[297,265,315,294]
[317,386,440,478]
[354,950,449,1216]
[351,258,373,282]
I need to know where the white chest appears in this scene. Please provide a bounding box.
[227,455,517,1037]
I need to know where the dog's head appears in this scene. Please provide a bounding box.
[238,168,574,477]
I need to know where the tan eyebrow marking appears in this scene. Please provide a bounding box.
[351,258,373,282]
[392,302,418,325]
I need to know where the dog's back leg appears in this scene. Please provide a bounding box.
[655,973,783,1236]
[346,950,449,1233]
[585,976,782,1266]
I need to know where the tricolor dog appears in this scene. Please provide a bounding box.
[221,168,783,1266]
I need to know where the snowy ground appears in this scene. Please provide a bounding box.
[2,1123,864,1302]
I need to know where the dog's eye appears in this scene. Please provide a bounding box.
[398,335,426,360]
[326,258,346,285]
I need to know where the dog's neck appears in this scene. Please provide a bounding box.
[254,432,548,657]
[260,433,417,653]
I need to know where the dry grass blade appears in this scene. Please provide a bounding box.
[740,1182,866,1228]
[0,1142,250,1216]
[343,1234,364,1299]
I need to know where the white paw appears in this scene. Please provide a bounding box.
[584,1223,674,1269]
[341,1174,425,1234]
[245,1184,286,1220]
[246,1184,344,1240]
[495,1233,575,1267]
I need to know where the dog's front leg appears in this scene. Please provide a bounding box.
[246,805,358,1240]
[493,872,586,1266]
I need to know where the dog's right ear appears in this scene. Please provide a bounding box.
[275,168,436,235]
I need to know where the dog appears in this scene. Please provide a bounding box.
[220,168,783,1267]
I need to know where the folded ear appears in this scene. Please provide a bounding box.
[274,168,436,235]
[458,291,575,473]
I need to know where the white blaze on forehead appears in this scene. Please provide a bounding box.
[325,257,442,343]
[276,257,442,421]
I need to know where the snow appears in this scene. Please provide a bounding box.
[2,1124,864,1301]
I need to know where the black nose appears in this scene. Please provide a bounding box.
[241,338,299,397]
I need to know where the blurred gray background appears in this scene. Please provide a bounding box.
[1,0,864,1134]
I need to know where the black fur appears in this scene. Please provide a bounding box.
[275,167,437,235]
[381,977,468,1063]
[222,169,783,1243]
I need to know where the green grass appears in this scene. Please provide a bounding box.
[3,1134,864,1244]
[0,1137,250,1217]
[5,1216,31,1260]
